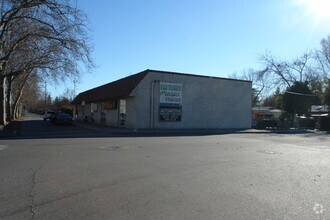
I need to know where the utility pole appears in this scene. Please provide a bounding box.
[73,78,77,98]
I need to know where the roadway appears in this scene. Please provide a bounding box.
[1,113,330,219]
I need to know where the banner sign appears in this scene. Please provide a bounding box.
[103,101,117,110]
[311,105,329,113]
[159,108,182,121]
[91,103,98,112]
[159,82,182,108]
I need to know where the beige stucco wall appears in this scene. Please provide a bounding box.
[76,101,119,126]
[130,71,252,129]
[104,107,119,126]
[91,102,101,124]
[124,97,136,128]
[83,103,91,120]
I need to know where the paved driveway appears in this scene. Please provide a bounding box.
[1,114,330,219]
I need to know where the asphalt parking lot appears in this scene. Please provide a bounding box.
[1,114,330,219]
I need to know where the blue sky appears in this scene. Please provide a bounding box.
[50,0,330,97]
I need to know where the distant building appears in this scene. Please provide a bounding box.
[252,107,282,121]
[311,105,329,115]
[72,69,252,129]
[311,105,330,130]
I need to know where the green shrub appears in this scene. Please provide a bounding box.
[60,106,73,116]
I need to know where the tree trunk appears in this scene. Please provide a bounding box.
[5,77,12,122]
[0,74,7,125]
[14,102,20,119]
[16,103,22,119]
[15,105,19,119]
[11,72,30,120]
[12,88,23,120]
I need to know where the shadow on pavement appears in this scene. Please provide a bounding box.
[0,121,22,137]
[1,118,327,140]
[1,121,239,140]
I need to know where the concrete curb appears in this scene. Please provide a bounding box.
[72,121,244,135]
[72,121,326,136]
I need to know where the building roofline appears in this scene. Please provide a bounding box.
[78,68,251,95]
[145,69,252,83]
[72,69,251,105]
[71,70,148,104]
[79,69,149,95]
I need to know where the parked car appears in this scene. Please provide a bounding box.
[43,110,55,121]
[52,112,73,125]
[49,113,57,122]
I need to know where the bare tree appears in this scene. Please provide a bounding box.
[258,51,316,88]
[230,68,273,106]
[11,70,33,119]
[19,72,43,115]
[0,0,94,124]
[258,51,292,88]
[11,70,40,118]
[230,35,330,107]
[315,35,330,79]
[287,52,314,82]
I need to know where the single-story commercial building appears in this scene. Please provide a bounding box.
[71,69,252,129]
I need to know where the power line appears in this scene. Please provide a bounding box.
[284,91,318,97]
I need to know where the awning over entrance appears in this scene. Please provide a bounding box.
[311,113,329,117]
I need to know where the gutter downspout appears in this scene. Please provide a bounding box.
[150,81,155,129]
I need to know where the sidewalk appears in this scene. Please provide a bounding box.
[73,121,328,136]
[72,121,243,136]
[73,121,138,134]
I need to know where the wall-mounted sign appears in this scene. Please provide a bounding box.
[159,107,182,121]
[103,101,117,110]
[159,82,182,108]
[91,103,98,112]
[311,105,329,113]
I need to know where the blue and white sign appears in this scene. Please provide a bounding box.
[159,82,182,108]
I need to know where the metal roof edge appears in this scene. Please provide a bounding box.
[145,69,252,83]
[71,70,149,104]
[79,69,149,95]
